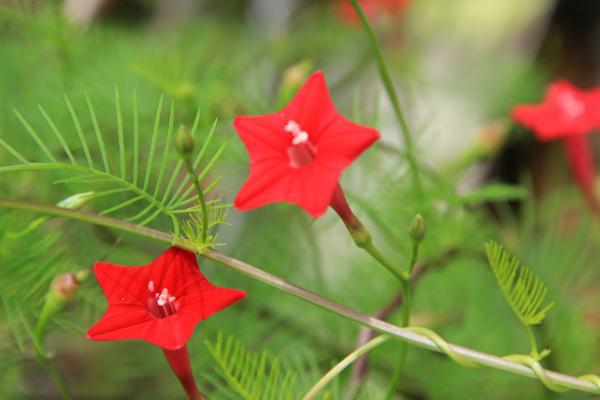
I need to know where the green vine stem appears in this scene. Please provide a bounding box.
[384,239,421,399]
[303,335,390,400]
[349,0,423,198]
[177,125,209,242]
[27,314,72,399]
[182,155,208,242]
[1,200,600,394]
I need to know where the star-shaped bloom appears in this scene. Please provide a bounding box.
[512,80,600,141]
[233,71,380,218]
[87,247,245,350]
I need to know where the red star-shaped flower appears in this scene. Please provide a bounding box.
[336,0,410,25]
[512,80,600,209]
[87,247,245,350]
[512,80,600,141]
[233,71,380,218]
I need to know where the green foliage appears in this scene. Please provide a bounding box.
[0,209,66,393]
[456,183,527,205]
[485,240,554,326]
[0,89,228,243]
[205,332,299,400]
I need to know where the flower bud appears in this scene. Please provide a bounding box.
[278,60,315,106]
[176,125,194,156]
[476,121,508,157]
[282,60,314,91]
[50,273,81,303]
[408,214,426,243]
[56,191,94,210]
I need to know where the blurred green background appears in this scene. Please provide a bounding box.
[1,0,600,399]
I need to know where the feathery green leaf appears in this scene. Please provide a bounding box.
[485,240,554,326]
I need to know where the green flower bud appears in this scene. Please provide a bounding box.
[56,191,94,210]
[50,272,80,303]
[176,125,194,156]
[408,214,426,243]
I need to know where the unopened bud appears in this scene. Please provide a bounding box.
[282,60,314,90]
[408,214,426,243]
[278,60,315,107]
[176,125,194,156]
[57,191,94,210]
[50,273,81,302]
[476,121,508,157]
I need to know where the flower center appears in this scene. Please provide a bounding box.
[147,280,177,318]
[284,120,316,168]
[557,91,584,118]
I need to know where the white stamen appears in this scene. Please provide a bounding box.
[147,280,155,292]
[285,120,301,134]
[156,288,170,307]
[558,92,584,118]
[285,120,311,146]
[292,131,309,145]
[169,296,176,303]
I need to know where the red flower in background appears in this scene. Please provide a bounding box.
[512,80,600,208]
[512,81,600,141]
[88,247,245,399]
[336,0,410,25]
[233,71,379,218]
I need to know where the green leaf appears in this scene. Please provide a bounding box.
[0,89,229,243]
[204,331,299,400]
[485,240,554,326]
[457,183,527,205]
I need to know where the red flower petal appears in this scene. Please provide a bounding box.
[512,80,599,140]
[282,72,339,141]
[316,117,380,170]
[234,114,290,163]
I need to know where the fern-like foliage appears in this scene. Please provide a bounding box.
[204,332,299,400]
[485,240,554,326]
[181,203,229,253]
[0,212,65,354]
[0,87,228,242]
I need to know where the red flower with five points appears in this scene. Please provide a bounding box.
[233,71,380,218]
[512,80,600,208]
[87,246,245,350]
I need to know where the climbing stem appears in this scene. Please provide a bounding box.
[182,157,208,242]
[31,317,71,399]
[350,0,423,198]
[384,279,412,399]
[302,335,390,400]
[2,200,600,394]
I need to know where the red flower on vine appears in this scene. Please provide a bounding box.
[336,0,410,25]
[233,71,379,218]
[87,246,245,350]
[512,81,600,141]
[512,80,600,208]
